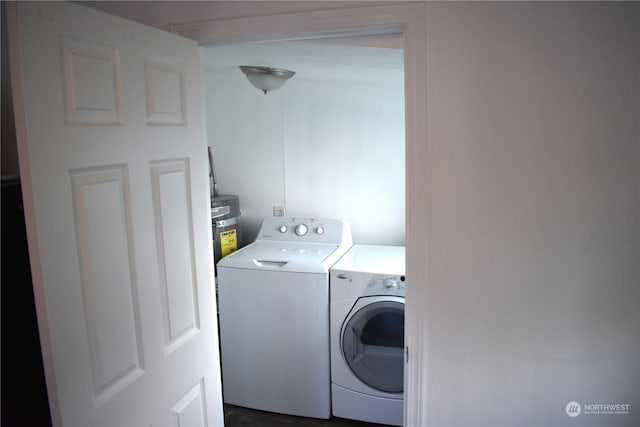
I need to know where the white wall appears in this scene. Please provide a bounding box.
[202,42,405,244]
[204,66,287,242]
[425,2,639,426]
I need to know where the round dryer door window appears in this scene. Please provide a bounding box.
[341,297,405,393]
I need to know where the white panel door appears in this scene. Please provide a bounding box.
[9,2,223,426]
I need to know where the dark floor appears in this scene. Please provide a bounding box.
[224,404,394,427]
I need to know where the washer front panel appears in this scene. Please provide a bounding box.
[218,267,331,418]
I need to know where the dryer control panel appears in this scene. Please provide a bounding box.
[362,274,406,297]
[257,216,352,246]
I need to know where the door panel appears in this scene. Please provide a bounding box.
[71,165,145,406]
[144,58,187,126]
[10,2,223,426]
[151,159,201,355]
[61,38,124,125]
[171,380,208,426]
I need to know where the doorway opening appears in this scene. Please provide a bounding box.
[172,4,428,424]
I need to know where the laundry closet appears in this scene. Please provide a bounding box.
[204,40,409,425]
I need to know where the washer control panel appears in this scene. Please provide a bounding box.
[362,274,406,297]
[258,216,350,245]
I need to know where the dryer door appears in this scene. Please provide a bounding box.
[341,296,405,393]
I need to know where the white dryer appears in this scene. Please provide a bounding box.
[217,216,352,419]
[330,245,405,426]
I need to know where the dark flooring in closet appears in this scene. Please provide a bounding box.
[223,404,394,427]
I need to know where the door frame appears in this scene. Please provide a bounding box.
[170,3,429,425]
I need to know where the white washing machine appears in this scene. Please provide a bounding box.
[216,216,352,419]
[330,245,406,426]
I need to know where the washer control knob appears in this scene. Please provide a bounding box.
[279,225,288,233]
[384,279,398,289]
[315,226,325,235]
[295,224,308,236]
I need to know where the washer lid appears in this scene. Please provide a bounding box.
[217,241,343,272]
[236,241,338,261]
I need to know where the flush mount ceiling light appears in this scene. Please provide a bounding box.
[239,65,296,95]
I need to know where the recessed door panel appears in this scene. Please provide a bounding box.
[171,380,208,426]
[144,58,186,125]
[61,38,124,125]
[151,160,200,355]
[71,166,145,405]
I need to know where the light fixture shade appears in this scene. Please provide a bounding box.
[239,66,295,94]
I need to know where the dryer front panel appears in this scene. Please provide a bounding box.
[341,296,405,394]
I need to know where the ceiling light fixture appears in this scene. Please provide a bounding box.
[239,65,296,95]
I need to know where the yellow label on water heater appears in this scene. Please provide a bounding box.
[220,229,238,257]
